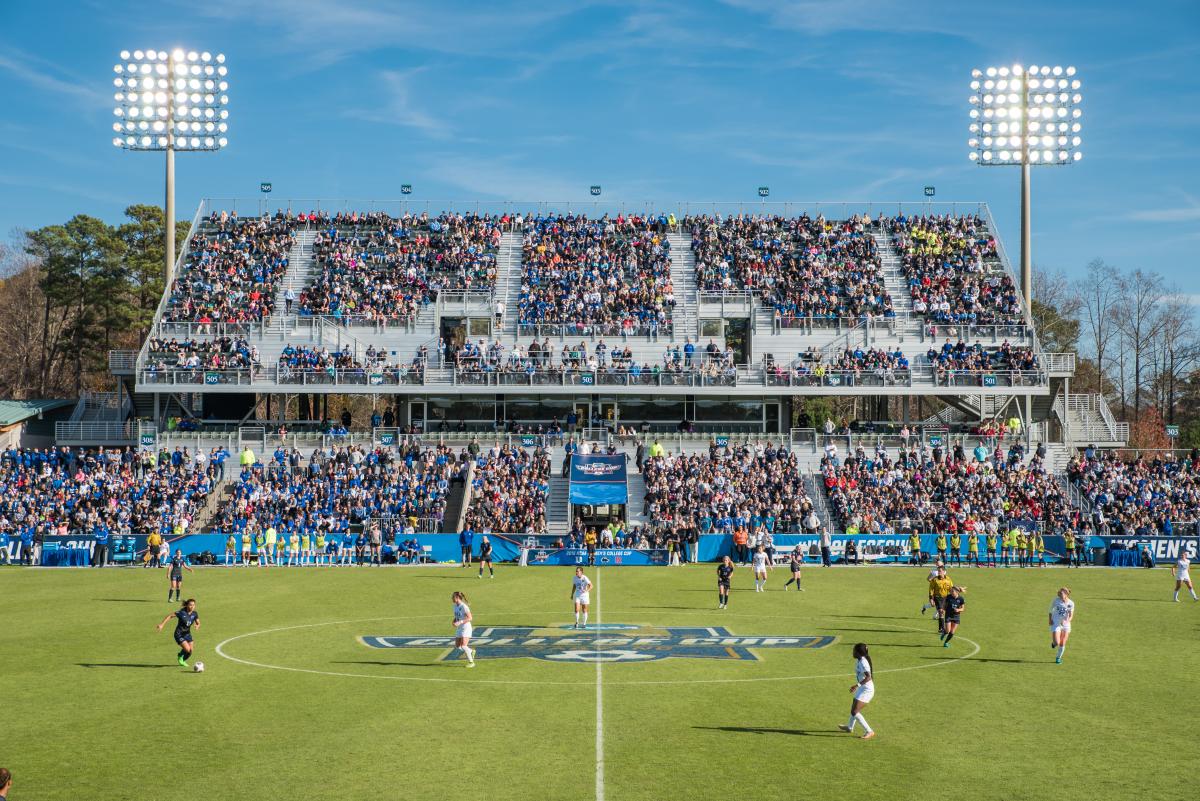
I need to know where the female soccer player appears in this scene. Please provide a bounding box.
[941,586,965,647]
[985,530,998,568]
[452,591,476,667]
[717,555,734,609]
[1048,587,1075,664]
[477,536,494,579]
[300,530,313,566]
[571,566,593,628]
[838,642,876,739]
[157,598,200,667]
[783,545,804,592]
[1174,551,1197,602]
[167,550,193,602]
[224,534,236,566]
[240,530,251,565]
[752,546,769,592]
[287,531,300,567]
[966,532,980,567]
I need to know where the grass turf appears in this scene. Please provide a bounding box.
[1,562,1195,801]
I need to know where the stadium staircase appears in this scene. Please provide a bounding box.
[498,231,522,339]
[546,474,571,536]
[625,469,648,528]
[268,229,318,333]
[440,479,469,534]
[192,476,233,534]
[803,472,834,532]
[665,232,698,341]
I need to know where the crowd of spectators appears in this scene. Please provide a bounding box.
[519,214,675,336]
[166,211,296,324]
[689,214,893,324]
[0,447,214,561]
[300,212,501,325]
[764,346,910,387]
[641,443,817,538]
[886,214,1024,328]
[462,445,550,534]
[820,441,1075,537]
[927,340,1039,379]
[214,444,469,542]
[145,336,259,371]
[1067,449,1200,536]
[448,337,736,380]
[276,344,423,384]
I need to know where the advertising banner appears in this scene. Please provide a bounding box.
[525,547,669,566]
[569,454,628,505]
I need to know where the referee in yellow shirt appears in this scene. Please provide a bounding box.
[928,566,953,635]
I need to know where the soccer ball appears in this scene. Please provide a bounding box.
[193,661,205,673]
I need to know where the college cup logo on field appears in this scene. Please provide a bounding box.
[360,625,836,663]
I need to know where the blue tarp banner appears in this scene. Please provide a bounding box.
[569,454,628,505]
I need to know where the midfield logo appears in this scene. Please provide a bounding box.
[360,625,836,663]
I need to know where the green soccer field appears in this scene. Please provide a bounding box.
[1,563,1195,801]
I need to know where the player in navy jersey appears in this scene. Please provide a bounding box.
[940,586,965,647]
[717,555,734,609]
[157,598,200,666]
[477,536,494,579]
[783,545,805,592]
[167,549,193,602]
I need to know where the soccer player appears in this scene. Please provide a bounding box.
[240,530,251,565]
[459,526,474,568]
[985,530,998,568]
[927,566,952,635]
[934,532,948,564]
[157,598,200,667]
[571,567,593,628]
[451,591,476,667]
[300,530,312,566]
[1063,531,1076,568]
[1048,587,1075,664]
[966,532,979,568]
[907,531,921,566]
[949,532,962,566]
[1173,551,1197,602]
[1034,532,1046,567]
[838,643,876,740]
[287,531,300,567]
[941,586,965,647]
[919,561,944,615]
[167,549,192,602]
[584,527,598,566]
[254,529,266,567]
[783,545,804,592]
[478,536,494,579]
[224,534,236,566]
[752,546,769,592]
[717,555,734,608]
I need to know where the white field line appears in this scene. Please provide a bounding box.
[595,566,605,801]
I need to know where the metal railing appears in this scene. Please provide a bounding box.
[1043,352,1076,374]
[139,368,258,386]
[932,369,1046,388]
[452,368,738,388]
[55,420,141,443]
[108,350,138,373]
[150,320,265,340]
[921,322,1033,342]
[275,367,425,386]
[516,320,673,339]
[766,368,913,388]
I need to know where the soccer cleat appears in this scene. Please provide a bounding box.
[178,655,186,666]
[920,606,926,615]
[1055,655,1062,664]
[943,641,950,648]
[837,724,852,732]
[861,731,876,740]
[466,661,476,668]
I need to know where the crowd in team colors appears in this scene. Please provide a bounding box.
[0,447,217,562]
[518,214,675,336]
[165,211,297,323]
[641,443,819,539]
[211,444,470,555]
[1067,448,1200,536]
[449,336,737,380]
[461,444,550,534]
[145,336,260,371]
[926,340,1040,374]
[300,212,502,326]
[689,214,893,325]
[885,213,1024,327]
[819,440,1077,540]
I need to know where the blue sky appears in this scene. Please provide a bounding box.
[1,0,1197,290]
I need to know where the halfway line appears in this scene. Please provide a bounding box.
[595,566,604,801]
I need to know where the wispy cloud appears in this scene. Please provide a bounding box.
[0,48,106,108]
[343,68,449,137]
[424,155,584,201]
[717,0,980,39]
[1127,192,1200,223]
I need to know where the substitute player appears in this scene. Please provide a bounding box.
[167,549,192,602]
[717,555,734,608]
[838,643,876,740]
[157,598,200,667]
[783,545,804,592]
[571,566,593,628]
[941,586,965,647]
[1049,587,1075,664]
[478,536,494,579]
[451,591,476,667]
[1173,551,1198,602]
[752,546,769,592]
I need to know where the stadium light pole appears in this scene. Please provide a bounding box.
[112,49,230,287]
[968,63,1081,311]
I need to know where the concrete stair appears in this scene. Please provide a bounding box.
[666,232,697,341]
[546,474,571,535]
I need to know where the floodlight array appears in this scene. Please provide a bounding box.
[112,49,229,151]
[968,64,1081,165]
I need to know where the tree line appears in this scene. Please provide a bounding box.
[0,206,189,398]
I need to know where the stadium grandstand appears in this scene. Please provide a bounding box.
[54,198,1156,552]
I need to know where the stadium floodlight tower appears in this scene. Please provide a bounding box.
[968,63,1081,310]
[112,49,229,285]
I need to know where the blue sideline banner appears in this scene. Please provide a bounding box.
[526,547,669,566]
[1099,536,1197,562]
[569,454,628,505]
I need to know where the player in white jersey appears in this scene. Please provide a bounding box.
[1048,587,1075,664]
[1172,552,1197,602]
[571,566,593,629]
[451,591,475,667]
[838,642,876,739]
[752,546,769,592]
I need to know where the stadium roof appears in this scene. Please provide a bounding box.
[0,399,74,427]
